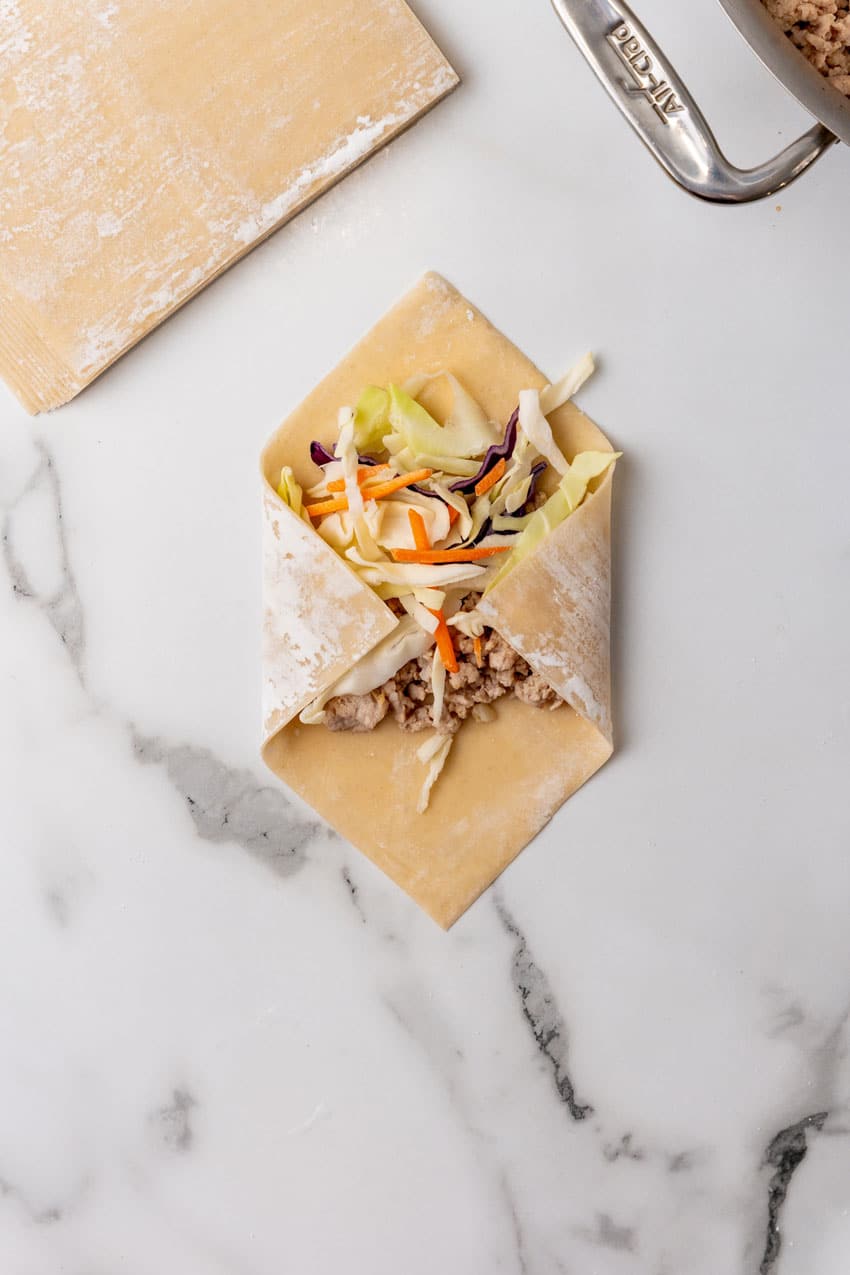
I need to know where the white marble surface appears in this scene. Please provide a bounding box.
[2,1,850,1272]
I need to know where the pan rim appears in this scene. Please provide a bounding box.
[717,0,850,144]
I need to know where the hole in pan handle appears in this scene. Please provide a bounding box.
[550,0,837,203]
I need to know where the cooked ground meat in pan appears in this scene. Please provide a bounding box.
[762,0,850,94]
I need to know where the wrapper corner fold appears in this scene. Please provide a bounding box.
[260,273,617,929]
[261,484,398,742]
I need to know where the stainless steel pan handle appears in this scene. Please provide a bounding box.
[550,0,836,203]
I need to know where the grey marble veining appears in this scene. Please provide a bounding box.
[152,1088,198,1154]
[3,435,316,885]
[132,733,316,877]
[760,1115,828,1275]
[496,895,594,1121]
[2,441,85,679]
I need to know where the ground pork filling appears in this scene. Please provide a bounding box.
[762,0,850,93]
[322,593,563,735]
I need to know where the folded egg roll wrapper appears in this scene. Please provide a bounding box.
[261,274,616,928]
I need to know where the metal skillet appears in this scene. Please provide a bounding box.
[550,0,850,202]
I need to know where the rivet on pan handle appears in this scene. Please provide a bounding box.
[550,0,836,203]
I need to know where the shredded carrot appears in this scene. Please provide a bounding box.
[306,469,434,519]
[390,545,510,563]
[361,469,433,501]
[326,464,391,492]
[447,505,460,527]
[408,508,431,552]
[428,608,458,674]
[305,496,348,517]
[474,456,506,498]
[473,636,483,668]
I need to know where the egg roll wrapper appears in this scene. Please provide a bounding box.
[261,274,616,927]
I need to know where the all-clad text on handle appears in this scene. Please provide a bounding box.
[549,0,835,203]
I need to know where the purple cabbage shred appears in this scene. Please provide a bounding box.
[309,441,336,467]
[467,460,548,545]
[448,409,518,494]
[310,442,382,468]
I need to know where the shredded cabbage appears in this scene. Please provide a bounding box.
[509,354,595,488]
[353,561,488,589]
[518,389,569,476]
[307,459,344,497]
[487,433,537,519]
[447,608,486,637]
[502,472,533,516]
[539,352,595,416]
[417,731,447,763]
[399,594,440,635]
[277,466,308,520]
[368,489,451,550]
[560,450,618,508]
[416,733,454,813]
[388,445,481,478]
[427,479,474,538]
[333,411,387,563]
[468,492,495,543]
[476,533,520,552]
[344,546,488,591]
[402,370,492,437]
[314,510,354,553]
[491,511,534,533]
[337,409,364,521]
[386,381,499,464]
[299,617,433,724]
[413,587,446,611]
[352,385,390,453]
[430,648,446,726]
[486,450,620,592]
